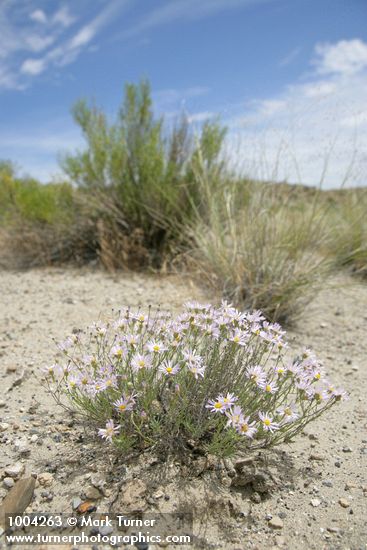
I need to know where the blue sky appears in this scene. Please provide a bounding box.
[1,0,367,187]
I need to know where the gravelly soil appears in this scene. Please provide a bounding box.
[0,268,366,550]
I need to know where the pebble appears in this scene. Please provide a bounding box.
[5,462,25,479]
[338,498,350,508]
[72,497,83,510]
[310,499,321,507]
[6,365,18,373]
[3,477,15,489]
[322,480,333,487]
[275,535,286,546]
[327,526,340,533]
[30,435,38,443]
[309,453,324,461]
[38,472,54,487]
[0,422,10,432]
[251,492,262,504]
[342,446,352,453]
[99,525,113,536]
[84,486,102,500]
[268,516,283,529]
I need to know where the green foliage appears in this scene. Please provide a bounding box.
[61,79,226,248]
[0,161,74,225]
[45,302,344,458]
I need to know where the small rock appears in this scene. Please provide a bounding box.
[310,499,321,507]
[3,478,15,489]
[342,446,352,453]
[5,462,25,479]
[0,400,6,408]
[251,492,262,504]
[30,435,38,443]
[72,497,83,510]
[38,472,54,487]
[275,535,286,546]
[0,477,35,528]
[335,461,341,468]
[322,480,333,488]
[99,524,113,536]
[345,482,357,491]
[268,516,283,529]
[6,365,17,374]
[0,423,10,432]
[84,486,102,500]
[309,453,324,461]
[327,527,340,533]
[338,498,350,508]
[118,479,147,512]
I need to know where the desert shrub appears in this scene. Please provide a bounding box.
[0,162,100,268]
[60,80,226,262]
[0,161,75,226]
[186,172,332,323]
[44,301,345,458]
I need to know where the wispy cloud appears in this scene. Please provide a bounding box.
[0,1,131,90]
[52,6,76,28]
[29,9,47,25]
[279,47,301,67]
[227,38,367,188]
[119,0,267,39]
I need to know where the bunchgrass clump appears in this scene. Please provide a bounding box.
[45,302,346,458]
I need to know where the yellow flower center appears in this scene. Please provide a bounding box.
[119,404,126,411]
[314,373,321,380]
[241,424,248,432]
[264,418,271,426]
[166,367,172,373]
[153,345,160,352]
[284,407,291,415]
[139,360,145,367]
[265,385,271,392]
[214,402,222,409]
[233,336,239,343]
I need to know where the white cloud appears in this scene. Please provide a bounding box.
[30,9,47,24]
[227,39,367,188]
[25,34,55,52]
[21,58,46,75]
[0,1,130,90]
[314,39,367,75]
[52,6,76,28]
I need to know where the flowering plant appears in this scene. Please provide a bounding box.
[44,302,346,457]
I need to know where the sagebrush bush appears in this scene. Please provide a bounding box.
[45,301,345,457]
[61,79,226,260]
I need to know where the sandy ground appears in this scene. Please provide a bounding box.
[0,268,366,550]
